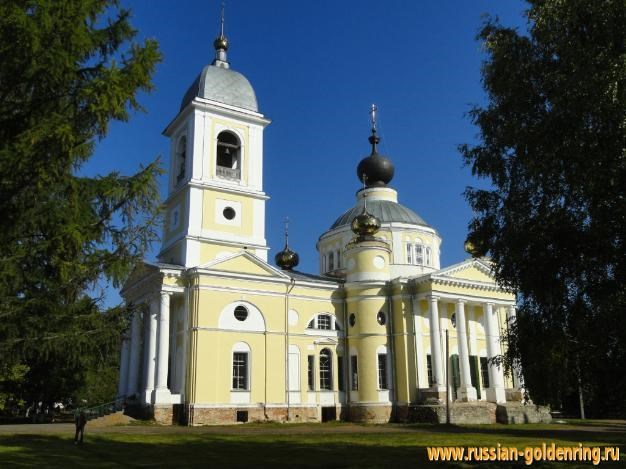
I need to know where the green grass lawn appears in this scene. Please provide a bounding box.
[0,421,623,468]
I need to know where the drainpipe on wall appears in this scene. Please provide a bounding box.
[284,277,296,421]
[386,282,397,423]
[340,284,350,418]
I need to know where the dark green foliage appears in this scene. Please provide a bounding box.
[461,0,626,417]
[0,1,162,409]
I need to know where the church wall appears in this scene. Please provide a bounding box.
[391,288,418,404]
[201,190,254,236]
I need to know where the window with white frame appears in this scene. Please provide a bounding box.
[307,355,315,391]
[350,355,358,390]
[406,242,432,266]
[232,352,248,390]
[317,314,331,330]
[307,314,340,331]
[377,353,388,390]
[319,348,332,390]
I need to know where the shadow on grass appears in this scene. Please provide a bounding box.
[0,430,623,469]
[407,423,626,447]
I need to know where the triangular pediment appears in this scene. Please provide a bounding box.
[197,251,289,278]
[434,258,495,284]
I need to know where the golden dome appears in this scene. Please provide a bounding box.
[214,35,229,51]
[351,211,381,236]
[275,246,299,270]
[464,239,481,257]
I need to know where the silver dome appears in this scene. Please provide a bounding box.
[330,199,429,230]
[180,65,258,112]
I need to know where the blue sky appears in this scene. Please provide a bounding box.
[88,0,529,299]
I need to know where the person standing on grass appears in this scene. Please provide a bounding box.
[74,411,87,445]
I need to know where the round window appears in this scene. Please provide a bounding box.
[377,311,386,325]
[223,207,236,220]
[234,305,248,321]
[349,313,356,327]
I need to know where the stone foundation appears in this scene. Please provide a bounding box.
[187,405,327,426]
[153,404,175,425]
[496,402,551,424]
[505,388,524,402]
[408,402,497,424]
[347,404,392,423]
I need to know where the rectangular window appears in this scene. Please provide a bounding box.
[232,352,248,390]
[426,354,434,387]
[406,243,413,264]
[317,314,331,330]
[337,357,344,392]
[480,357,490,389]
[336,250,341,268]
[350,355,358,390]
[425,247,431,266]
[307,355,315,391]
[328,252,334,271]
[377,353,388,389]
[414,245,424,265]
[319,351,332,390]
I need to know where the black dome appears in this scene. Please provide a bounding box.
[357,132,394,187]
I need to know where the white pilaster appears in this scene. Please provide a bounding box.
[117,336,130,397]
[153,291,172,404]
[455,300,477,401]
[126,310,141,397]
[143,297,159,404]
[179,288,190,399]
[428,296,445,390]
[484,303,506,403]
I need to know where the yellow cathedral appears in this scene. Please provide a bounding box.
[119,25,549,426]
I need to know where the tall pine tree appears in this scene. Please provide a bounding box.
[461,0,626,417]
[0,0,162,409]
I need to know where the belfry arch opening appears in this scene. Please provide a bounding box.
[216,131,241,180]
[175,135,187,184]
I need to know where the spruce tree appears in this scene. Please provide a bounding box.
[0,0,162,409]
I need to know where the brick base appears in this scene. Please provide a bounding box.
[496,403,551,424]
[408,402,497,424]
[187,405,330,426]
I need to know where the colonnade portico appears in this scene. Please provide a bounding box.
[118,286,185,408]
[423,294,513,404]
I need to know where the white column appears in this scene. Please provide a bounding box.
[125,310,141,397]
[152,291,172,404]
[507,305,524,391]
[455,300,477,401]
[179,288,190,399]
[117,336,130,397]
[484,303,506,403]
[428,296,445,390]
[142,297,159,404]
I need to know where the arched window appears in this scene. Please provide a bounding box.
[176,136,187,184]
[216,131,241,180]
[319,348,332,390]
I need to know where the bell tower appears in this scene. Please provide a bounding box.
[158,11,271,267]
